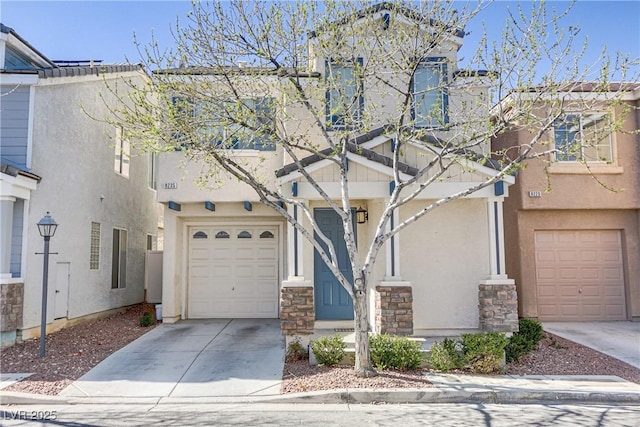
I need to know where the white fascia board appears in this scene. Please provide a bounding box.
[0,173,38,199]
[0,74,39,85]
[6,33,53,68]
[345,151,413,181]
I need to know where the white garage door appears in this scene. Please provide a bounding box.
[188,225,279,318]
[535,230,626,321]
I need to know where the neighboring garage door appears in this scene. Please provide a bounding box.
[188,225,279,318]
[534,230,626,321]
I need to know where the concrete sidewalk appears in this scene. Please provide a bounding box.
[2,373,640,406]
[59,319,284,398]
[543,322,640,369]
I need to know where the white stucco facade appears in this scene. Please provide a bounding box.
[154,4,516,334]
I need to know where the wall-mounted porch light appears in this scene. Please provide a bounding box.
[356,207,368,224]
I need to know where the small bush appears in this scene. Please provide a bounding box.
[518,318,543,349]
[310,335,346,366]
[429,337,463,371]
[139,312,154,327]
[461,332,507,374]
[286,338,308,362]
[369,334,423,370]
[505,318,544,363]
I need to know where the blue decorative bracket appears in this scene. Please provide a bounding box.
[204,201,215,211]
[292,182,298,197]
[168,201,181,211]
[494,181,504,196]
[244,201,252,211]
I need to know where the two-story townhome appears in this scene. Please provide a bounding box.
[153,3,519,338]
[493,83,640,322]
[0,24,159,347]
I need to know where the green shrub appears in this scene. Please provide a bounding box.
[310,335,346,366]
[518,318,543,349]
[286,338,308,362]
[429,337,463,372]
[369,334,423,370]
[505,318,544,363]
[461,332,507,374]
[139,312,154,327]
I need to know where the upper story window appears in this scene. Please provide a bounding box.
[148,152,158,190]
[114,126,130,177]
[412,59,448,128]
[554,112,612,162]
[326,58,364,129]
[172,96,276,151]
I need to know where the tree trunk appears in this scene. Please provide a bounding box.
[352,275,376,377]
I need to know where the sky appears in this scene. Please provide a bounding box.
[2,1,639,80]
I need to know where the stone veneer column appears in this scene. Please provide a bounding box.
[280,284,314,336]
[478,280,519,333]
[0,282,24,348]
[375,285,413,335]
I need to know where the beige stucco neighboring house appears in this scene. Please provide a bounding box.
[493,83,640,322]
[155,4,518,337]
[0,24,159,347]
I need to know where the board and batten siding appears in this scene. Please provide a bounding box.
[0,85,30,169]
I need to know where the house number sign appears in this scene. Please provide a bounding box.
[163,182,178,189]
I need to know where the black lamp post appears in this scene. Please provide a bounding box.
[37,212,58,357]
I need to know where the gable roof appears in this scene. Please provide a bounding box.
[275,126,418,178]
[1,23,56,69]
[276,125,509,182]
[309,2,465,39]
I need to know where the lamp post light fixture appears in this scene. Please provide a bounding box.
[36,212,58,357]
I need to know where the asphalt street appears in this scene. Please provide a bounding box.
[1,403,639,426]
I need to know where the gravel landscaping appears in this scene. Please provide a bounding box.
[0,304,156,396]
[1,308,638,396]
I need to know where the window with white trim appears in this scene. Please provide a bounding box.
[111,228,127,289]
[90,222,100,270]
[412,59,448,128]
[114,127,130,177]
[554,112,613,162]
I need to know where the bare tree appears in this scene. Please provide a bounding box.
[105,0,637,376]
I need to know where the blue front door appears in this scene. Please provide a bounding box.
[314,209,354,320]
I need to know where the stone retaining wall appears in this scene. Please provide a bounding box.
[478,283,519,332]
[280,286,314,335]
[375,286,413,335]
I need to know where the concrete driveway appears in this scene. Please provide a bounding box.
[61,319,285,398]
[543,321,640,369]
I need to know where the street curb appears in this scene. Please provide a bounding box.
[2,389,640,406]
[1,391,69,406]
